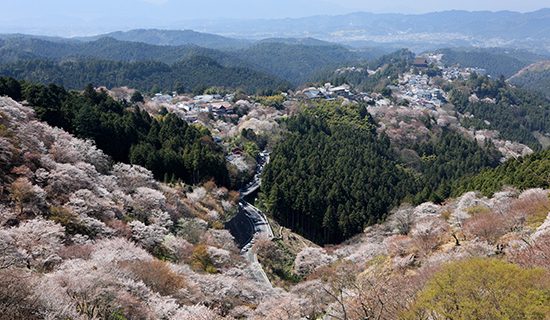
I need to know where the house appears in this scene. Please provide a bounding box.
[193,95,215,103]
[329,85,352,97]
[302,88,323,99]
[211,101,233,115]
[152,93,173,103]
[413,57,429,68]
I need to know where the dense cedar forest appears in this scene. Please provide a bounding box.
[0,77,229,185]
[454,149,550,197]
[0,37,376,92]
[409,129,501,203]
[261,102,413,244]
[436,48,531,78]
[261,101,501,244]
[0,57,289,95]
[509,67,550,97]
[448,74,550,150]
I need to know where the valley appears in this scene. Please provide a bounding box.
[0,5,549,320]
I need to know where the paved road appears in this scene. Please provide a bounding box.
[226,152,274,288]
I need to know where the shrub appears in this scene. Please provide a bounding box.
[0,269,43,320]
[404,258,550,319]
[463,210,509,244]
[190,244,217,273]
[509,233,550,270]
[509,191,550,230]
[121,260,186,296]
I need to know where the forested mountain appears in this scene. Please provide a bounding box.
[0,36,368,89]
[320,49,415,93]
[78,29,250,49]
[261,102,413,244]
[0,77,229,185]
[0,57,289,94]
[509,61,550,97]
[235,42,363,85]
[261,100,501,244]
[454,149,550,197]
[0,37,232,65]
[448,74,550,150]
[437,48,549,78]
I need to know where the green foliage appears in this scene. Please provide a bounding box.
[449,75,550,150]
[410,129,501,204]
[0,57,290,95]
[262,101,414,244]
[256,239,302,286]
[2,77,228,185]
[404,258,550,320]
[190,244,217,274]
[255,94,286,110]
[321,49,414,93]
[130,90,144,103]
[262,100,501,244]
[454,149,550,197]
[437,48,532,78]
[0,76,22,100]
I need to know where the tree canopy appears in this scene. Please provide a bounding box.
[0,77,229,186]
[405,258,550,320]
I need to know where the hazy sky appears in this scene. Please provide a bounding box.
[0,0,549,35]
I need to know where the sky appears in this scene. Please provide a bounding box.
[0,0,549,36]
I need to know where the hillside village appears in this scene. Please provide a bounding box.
[1,2,550,319]
[124,54,532,167]
[0,94,548,319]
[1,43,549,319]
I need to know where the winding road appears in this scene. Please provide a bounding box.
[226,151,274,288]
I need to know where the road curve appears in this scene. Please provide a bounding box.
[226,152,274,288]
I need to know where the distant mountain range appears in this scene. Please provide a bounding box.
[2,9,550,53]
[2,15,550,93]
[180,9,550,53]
[435,47,550,78]
[75,29,251,50]
[0,33,379,90]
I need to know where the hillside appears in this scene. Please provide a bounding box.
[0,96,548,319]
[0,57,289,94]
[78,29,250,49]
[261,100,501,244]
[236,42,362,85]
[455,149,550,197]
[0,37,232,65]
[0,36,366,87]
[0,77,232,186]
[449,74,550,150]
[509,61,550,96]
[0,96,271,319]
[437,48,548,78]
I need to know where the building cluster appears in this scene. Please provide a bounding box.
[299,83,354,100]
[395,73,446,109]
[442,66,487,81]
[151,92,242,123]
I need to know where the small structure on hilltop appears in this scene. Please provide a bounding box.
[413,57,429,68]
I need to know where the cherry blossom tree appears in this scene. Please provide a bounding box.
[8,218,65,270]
